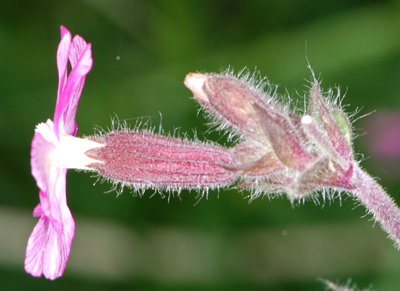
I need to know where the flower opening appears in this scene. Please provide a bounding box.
[25,26,95,280]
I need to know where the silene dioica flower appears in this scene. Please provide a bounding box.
[26,26,237,280]
[25,26,103,280]
[27,25,400,282]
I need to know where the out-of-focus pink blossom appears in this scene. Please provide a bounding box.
[361,111,400,177]
[363,112,400,157]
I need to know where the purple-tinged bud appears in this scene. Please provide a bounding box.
[184,73,274,141]
[85,131,237,190]
[301,115,340,160]
[309,82,352,160]
[252,102,313,170]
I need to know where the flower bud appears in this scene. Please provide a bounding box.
[309,82,351,160]
[184,73,275,142]
[252,102,313,170]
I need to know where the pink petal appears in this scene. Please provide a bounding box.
[56,27,71,121]
[32,203,43,217]
[41,168,66,234]
[54,27,92,137]
[31,121,57,193]
[31,120,65,231]
[69,35,88,68]
[25,205,75,280]
[60,43,92,136]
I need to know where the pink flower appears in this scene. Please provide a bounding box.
[25,26,99,280]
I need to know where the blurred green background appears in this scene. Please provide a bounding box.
[2,0,400,290]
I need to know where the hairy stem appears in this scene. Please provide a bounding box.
[353,165,400,248]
